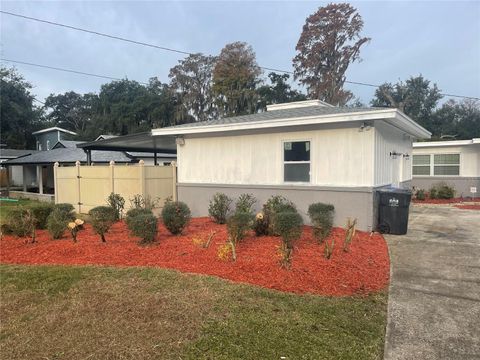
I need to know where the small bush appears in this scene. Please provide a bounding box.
[54,203,75,221]
[208,193,232,224]
[5,208,29,237]
[130,194,160,210]
[308,203,335,243]
[47,209,68,239]
[161,201,191,235]
[431,182,455,199]
[416,189,426,201]
[276,211,303,268]
[235,193,256,215]
[30,203,55,229]
[125,208,153,231]
[128,213,158,244]
[429,187,437,199]
[226,211,253,261]
[88,206,116,242]
[263,195,297,236]
[253,212,269,236]
[107,193,125,220]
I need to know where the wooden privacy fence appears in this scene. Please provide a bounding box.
[54,160,177,214]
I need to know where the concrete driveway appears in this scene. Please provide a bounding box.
[384,205,480,360]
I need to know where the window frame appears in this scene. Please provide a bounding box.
[412,153,461,177]
[282,139,312,184]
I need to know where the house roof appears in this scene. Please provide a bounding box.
[126,152,177,158]
[95,134,118,141]
[4,147,133,165]
[32,127,78,136]
[151,105,432,139]
[413,138,480,148]
[0,149,37,159]
[52,140,84,149]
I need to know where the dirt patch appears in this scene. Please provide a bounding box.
[0,218,389,296]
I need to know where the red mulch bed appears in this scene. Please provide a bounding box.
[454,204,480,210]
[413,197,480,204]
[0,218,389,296]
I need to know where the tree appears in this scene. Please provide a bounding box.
[430,99,480,140]
[213,41,262,117]
[257,72,306,109]
[0,67,44,149]
[293,3,370,105]
[371,75,443,130]
[169,53,217,122]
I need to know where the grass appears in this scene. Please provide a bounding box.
[0,264,388,359]
[0,199,40,224]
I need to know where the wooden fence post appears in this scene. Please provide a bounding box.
[53,162,59,204]
[109,160,115,194]
[139,160,146,198]
[75,161,81,213]
[171,161,177,201]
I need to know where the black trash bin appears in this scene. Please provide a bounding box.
[376,187,412,235]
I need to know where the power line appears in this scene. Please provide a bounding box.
[1,10,479,101]
[0,58,149,85]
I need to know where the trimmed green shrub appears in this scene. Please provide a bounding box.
[125,208,153,231]
[208,193,232,224]
[416,189,426,201]
[54,203,75,221]
[263,195,297,236]
[161,201,191,235]
[88,206,116,242]
[107,192,125,220]
[276,211,303,268]
[128,213,158,244]
[30,203,55,229]
[47,209,68,239]
[235,193,256,215]
[5,207,37,239]
[308,203,335,243]
[430,182,455,199]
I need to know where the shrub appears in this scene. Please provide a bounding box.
[5,208,29,237]
[30,203,55,229]
[125,208,153,231]
[416,189,426,201]
[429,187,437,199]
[88,206,116,242]
[435,183,455,199]
[308,202,335,243]
[276,211,303,268]
[235,193,256,215]
[54,203,75,221]
[324,237,335,259]
[343,218,357,252]
[130,194,160,210]
[226,211,253,261]
[107,193,125,220]
[253,212,269,236]
[263,195,297,236]
[208,193,232,224]
[47,209,68,239]
[161,201,191,235]
[128,213,158,244]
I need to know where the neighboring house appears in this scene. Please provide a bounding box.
[0,149,37,187]
[80,100,429,231]
[412,138,480,197]
[32,127,78,151]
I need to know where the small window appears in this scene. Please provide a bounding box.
[46,140,50,151]
[412,155,431,176]
[283,141,310,182]
[434,154,459,175]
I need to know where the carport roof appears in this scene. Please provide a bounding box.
[77,132,177,153]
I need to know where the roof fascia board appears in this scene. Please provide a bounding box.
[32,127,78,136]
[413,139,476,148]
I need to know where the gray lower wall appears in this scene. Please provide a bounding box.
[412,177,480,197]
[178,183,375,231]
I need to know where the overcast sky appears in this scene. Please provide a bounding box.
[1,1,479,105]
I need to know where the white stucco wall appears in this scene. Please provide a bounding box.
[374,121,413,187]
[412,143,480,177]
[177,125,377,187]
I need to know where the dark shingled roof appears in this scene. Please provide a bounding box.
[168,106,387,129]
[0,149,37,159]
[52,140,84,149]
[4,147,133,165]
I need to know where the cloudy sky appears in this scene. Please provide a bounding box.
[1,1,479,105]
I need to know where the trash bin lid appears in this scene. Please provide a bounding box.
[376,186,412,194]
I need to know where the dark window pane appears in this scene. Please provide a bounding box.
[413,166,430,175]
[284,163,310,182]
[413,155,430,165]
[434,154,459,165]
[434,165,459,175]
[284,141,310,161]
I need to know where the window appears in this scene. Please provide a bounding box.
[412,154,460,176]
[434,154,460,175]
[412,155,430,175]
[46,140,50,151]
[283,141,310,182]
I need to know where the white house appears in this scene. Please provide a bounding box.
[412,138,480,197]
[146,100,431,231]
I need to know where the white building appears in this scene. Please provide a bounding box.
[412,139,480,197]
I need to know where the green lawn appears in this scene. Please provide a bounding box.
[0,199,40,224]
[0,265,387,359]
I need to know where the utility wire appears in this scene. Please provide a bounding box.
[1,10,479,101]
